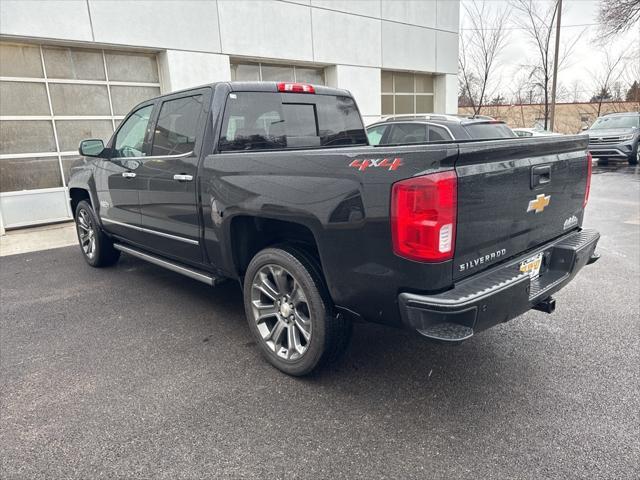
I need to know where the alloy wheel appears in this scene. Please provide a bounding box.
[250,264,312,360]
[76,209,96,260]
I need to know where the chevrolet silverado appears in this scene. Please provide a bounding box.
[69,81,600,375]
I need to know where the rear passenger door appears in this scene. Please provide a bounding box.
[136,88,211,265]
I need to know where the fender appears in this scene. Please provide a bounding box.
[67,162,100,223]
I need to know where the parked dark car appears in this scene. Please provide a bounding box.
[366,114,517,145]
[69,82,599,376]
[584,111,639,165]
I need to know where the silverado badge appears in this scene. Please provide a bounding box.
[527,193,551,213]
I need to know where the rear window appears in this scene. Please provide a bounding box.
[218,92,367,151]
[463,123,516,139]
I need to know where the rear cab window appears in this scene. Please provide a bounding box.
[218,91,367,151]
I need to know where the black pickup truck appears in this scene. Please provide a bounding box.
[69,81,600,375]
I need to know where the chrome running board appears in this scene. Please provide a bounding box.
[113,244,222,286]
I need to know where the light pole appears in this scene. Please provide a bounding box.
[549,0,563,132]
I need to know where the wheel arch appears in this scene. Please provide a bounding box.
[228,215,324,281]
[69,187,92,218]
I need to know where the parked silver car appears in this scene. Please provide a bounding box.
[585,112,639,165]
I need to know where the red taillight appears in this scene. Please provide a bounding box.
[277,82,315,94]
[583,152,592,208]
[391,170,458,262]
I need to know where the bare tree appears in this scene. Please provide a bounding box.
[621,45,640,100]
[569,80,582,103]
[511,0,583,130]
[598,0,640,40]
[589,51,627,116]
[509,73,535,127]
[458,0,510,115]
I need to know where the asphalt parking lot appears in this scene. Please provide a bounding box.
[1,163,639,479]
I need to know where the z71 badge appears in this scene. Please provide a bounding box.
[349,157,403,171]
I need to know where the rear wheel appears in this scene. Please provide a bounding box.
[243,246,351,376]
[75,200,120,267]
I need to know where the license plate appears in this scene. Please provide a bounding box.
[519,253,543,279]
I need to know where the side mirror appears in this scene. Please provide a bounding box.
[79,139,106,158]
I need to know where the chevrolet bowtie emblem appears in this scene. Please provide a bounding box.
[527,194,551,213]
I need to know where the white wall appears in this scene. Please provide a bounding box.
[1,0,459,113]
[434,74,458,114]
[159,51,231,92]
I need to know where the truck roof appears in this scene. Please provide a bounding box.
[152,81,351,99]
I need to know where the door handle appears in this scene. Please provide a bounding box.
[531,165,551,188]
[173,174,193,182]
[122,172,136,178]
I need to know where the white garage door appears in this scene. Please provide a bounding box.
[0,42,161,229]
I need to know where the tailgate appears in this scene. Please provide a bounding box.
[453,135,590,281]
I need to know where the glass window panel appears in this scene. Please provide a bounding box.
[389,123,427,144]
[382,95,393,115]
[381,71,393,93]
[429,125,452,141]
[0,81,49,115]
[0,121,56,155]
[114,105,153,157]
[366,125,388,145]
[230,63,260,81]
[261,64,294,82]
[219,92,366,151]
[294,67,324,85]
[0,156,62,192]
[110,85,159,115]
[43,47,105,80]
[151,95,203,156]
[395,95,415,114]
[49,83,110,116]
[56,120,114,152]
[314,95,367,146]
[394,72,414,93]
[0,43,43,78]
[416,95,434,113]
[105,51,159,83]
[61,155,86,185]
[415,74,434,93]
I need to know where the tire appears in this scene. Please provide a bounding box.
[74,200,120,267]
[629,147,639,165]
[243,245,352,376]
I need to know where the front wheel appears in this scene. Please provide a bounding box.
[75,200,120,267]
[629,148,639,165]
[243,246,352,376]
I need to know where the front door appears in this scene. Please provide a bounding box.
[136,90,210,265]
[96,103,154,242]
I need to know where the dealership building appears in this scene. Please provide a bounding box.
[0,0,459,229]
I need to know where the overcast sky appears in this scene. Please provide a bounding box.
[459,0,640,102]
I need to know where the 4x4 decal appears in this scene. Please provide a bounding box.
[349,157,403,171]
